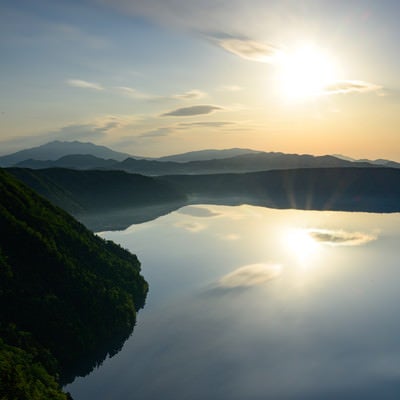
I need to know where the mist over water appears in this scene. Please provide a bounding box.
[67,205,400,400]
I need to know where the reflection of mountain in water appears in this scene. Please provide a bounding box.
[79,202,187,232]
[61,325,137,385]
[6,166,400,231]
[163,167,400,211]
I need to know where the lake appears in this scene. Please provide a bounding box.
[67,205,400,399]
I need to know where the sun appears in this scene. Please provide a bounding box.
[277,45,338,100]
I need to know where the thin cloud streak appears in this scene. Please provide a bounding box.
[177,121,234,128]
[114,86,153,99]
[162,105,223,117]
[218,38,281,63]
[115,86,207,102]
[67,79,104,90]
[172,90,206,100]
[54,122,117,139]
[322,80,382,95]
[139,127,173,138]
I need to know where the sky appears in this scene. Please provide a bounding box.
[1,0,399,160]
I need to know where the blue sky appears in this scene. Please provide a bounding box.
[1,0,399,159]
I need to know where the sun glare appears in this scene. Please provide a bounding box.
[277,45,338,100]
[284,228,319,264]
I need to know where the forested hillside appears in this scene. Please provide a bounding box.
[7,166,400,232]
[0,169,148,398]
[7,167,186,215]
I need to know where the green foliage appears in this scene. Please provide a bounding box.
[0,339,70,400]
[0,168,148,391]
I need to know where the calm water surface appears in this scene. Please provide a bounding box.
[67,205,400,399]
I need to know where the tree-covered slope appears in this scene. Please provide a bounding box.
[0,338,71,400]
[7,167,186,215]
[0,168,148,396]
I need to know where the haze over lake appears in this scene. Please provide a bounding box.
[67,205,400,400]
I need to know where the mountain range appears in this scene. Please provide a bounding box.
[2,141,399,174]
[0,140,132,166]
[0,141,261,167]
[333,154,400,168]
[156,148,262,162]
[113,152,376,175]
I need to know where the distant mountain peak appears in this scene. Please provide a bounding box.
[0,140,133,166]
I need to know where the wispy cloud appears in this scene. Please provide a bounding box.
[11,120,118,147]
[0,117,130,155]
[172,89,206,100]
[96,0,382,99]
[162,105,223,117]
[67,79,104,90]
[322,80,382,95]
[217,263,281,290]
[139,127,173,138]
[114,86,153,99]
[217,38,281,62]
[308,229,377,246]
[50,121,118,141]
[213,38,383,98]
[95,0,288,38]
[114,86,207,102]
[177,121,234,128]
[95,114,141,129]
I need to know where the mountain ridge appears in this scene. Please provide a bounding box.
[0,140,132,166]
[12,150,381,175]
[7,167,187,230]
[108,152,378,175]
[7,166,400,231]
[2,140,400,175]
[157,148,262,162]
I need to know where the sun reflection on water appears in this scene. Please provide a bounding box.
[284,228,320,265]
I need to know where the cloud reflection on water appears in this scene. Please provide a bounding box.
[217,263,282,290]
[174,220,207,232]
[307,229,377,246]
[178,206,221,218]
